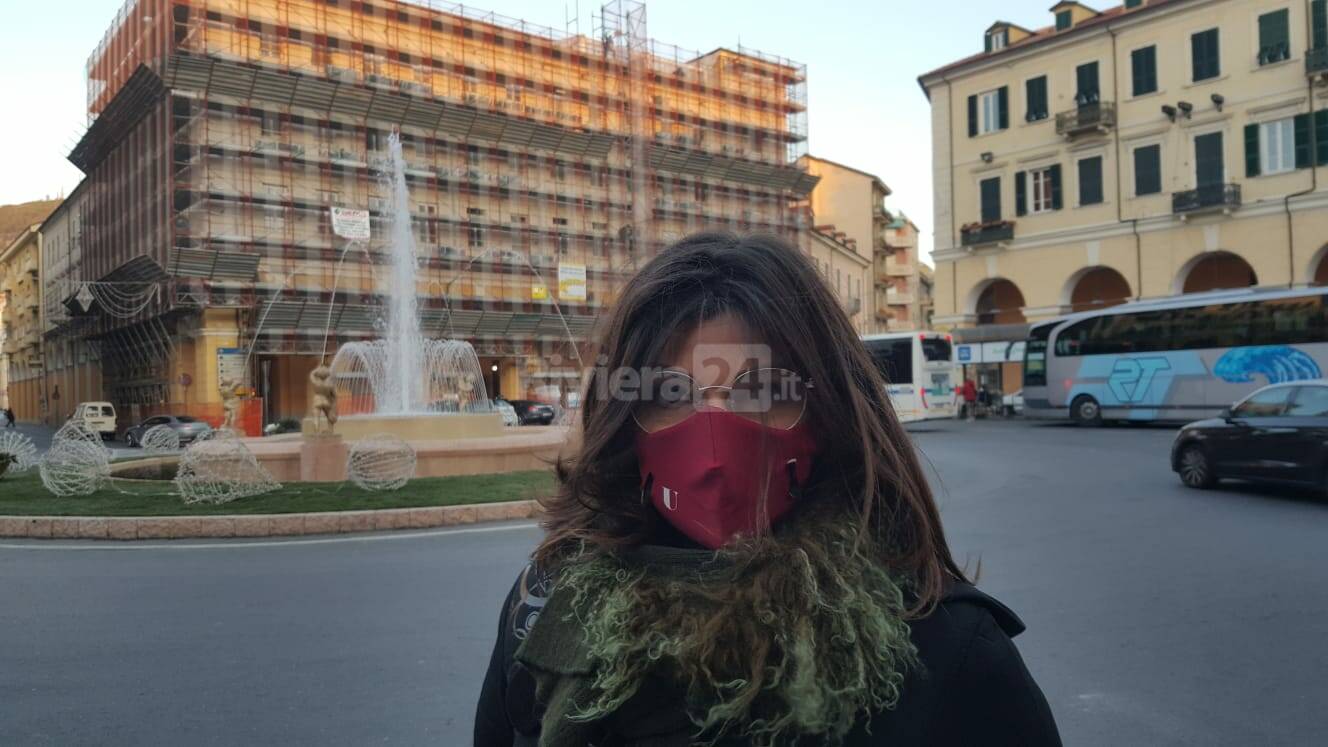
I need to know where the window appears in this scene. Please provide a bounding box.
[1257,118,1296,175]
[986,29,1007,52]
[1131,46,1157,96]
[1125,0,1142,7]
[1078,156,1104,206]
[1257,9,1290,65]
[1016,165,1061,215]
[980,89,1003,134]
[1075,62,1099,106]
[1316,0,1328,51]
[1288,386,1328,416]
[979,176,1001,223]
[1056,10,1072,31]
[1134,144,1162,195]
[1191,28,1220,82]
[468,225,484,248]
[967,87,1008,136]
[1025,76,1048,122]
[1195,131,1224,187]
[1232,387,1291,418]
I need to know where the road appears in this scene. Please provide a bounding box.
[2,419,1326,745]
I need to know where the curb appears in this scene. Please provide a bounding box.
[0,500,539,540]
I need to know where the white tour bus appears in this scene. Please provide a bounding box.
[1023,286,1328,424]
[862,332,959,422]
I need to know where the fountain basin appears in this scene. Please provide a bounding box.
[302,412,506,441]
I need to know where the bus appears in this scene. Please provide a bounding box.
[863,332,960,422]
[1023,286,1328,424]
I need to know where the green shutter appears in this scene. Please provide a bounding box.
[1258,10,1290,64]
[1078,157,1103,205]
[1015,171,1027,215]
[1244,124,1260,177]
[980,177,1001,223]
[967,95,977,137]
[1135,145,1161,196]
[1192,29,1219,81]
[1125,0,1142,7]
[1049,164,1063,210]
[997,86,1009,130]
[1294,114,1311,170]
[1132,46,1157,96]
[1315,0,1328,50]
[1316,109,1328,166]
[1056,10,1072,30]
[984,34,992,53]
[1025,76,1047,121]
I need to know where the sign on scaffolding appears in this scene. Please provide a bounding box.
[329,207,371,241]
[75,285,95,312]
[531,284,549,301]
[216,347,249,389]
[557,263,587,302]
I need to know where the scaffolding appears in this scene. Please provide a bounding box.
[70,0,814,421]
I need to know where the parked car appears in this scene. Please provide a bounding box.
[493,399,519,427]
[506,399,557,426]
[1002,389,1024,417]
[70,402,118,441]
[124,415,213,447]
[1171,380,1328,491]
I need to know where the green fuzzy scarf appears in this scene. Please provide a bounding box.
[515,502,919,747]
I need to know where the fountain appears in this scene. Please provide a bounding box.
[305,131,504,443]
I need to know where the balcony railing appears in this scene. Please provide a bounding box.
[1055,101,1116,137]
[960,220,1015,247]
[1308,47,1328,76]
[1171,183,1241,217]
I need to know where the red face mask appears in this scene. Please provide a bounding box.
[635,409,818,550]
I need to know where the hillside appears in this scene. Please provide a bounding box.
[0,199,62,248]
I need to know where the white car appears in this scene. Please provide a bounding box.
[493,400,519,427]
[70,401,118,440]
[1002,390,1024,417]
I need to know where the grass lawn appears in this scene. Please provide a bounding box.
[0,469,555,517]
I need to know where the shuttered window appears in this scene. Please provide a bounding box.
[1025,76,1049,122]
[1133,145,1162,196]
[980,177,1001,223]
[1191,29,1220,82]
[1257,10,1290,65]
[1078,157,1104,206]
[1131,46,1157,97]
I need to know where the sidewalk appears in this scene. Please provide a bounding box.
[3,422,56,452]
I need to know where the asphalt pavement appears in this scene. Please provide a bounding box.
[2,419,1326,745]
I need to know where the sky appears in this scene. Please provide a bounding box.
[0,0,1067,263]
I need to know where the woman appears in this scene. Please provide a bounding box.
[474,233,1060,746]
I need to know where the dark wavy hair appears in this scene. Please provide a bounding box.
[533,232,965,615]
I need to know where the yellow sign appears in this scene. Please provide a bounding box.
[531,284,549,300]
[557,263,587,302]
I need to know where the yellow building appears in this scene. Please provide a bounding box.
[919,0,1328,345]
[0,226,45,422]
[879,213,934,330]
[39,181,105,425]
[799,155,895,334]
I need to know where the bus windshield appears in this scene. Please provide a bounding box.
[867,340,912,385]
[920,337,952,363]
[1024,324,1054,386]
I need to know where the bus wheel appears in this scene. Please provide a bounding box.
[1070,395,1102,426]
[1179,445,1215,489]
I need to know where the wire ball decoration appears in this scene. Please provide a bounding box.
[174,436,280,505]
[141,425,182,455]
[0,431,39,474]
[347,434,417,491]
[40,423,112,497]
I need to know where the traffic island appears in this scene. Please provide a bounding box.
[0,470,551,540]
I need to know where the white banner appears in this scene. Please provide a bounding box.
[330,207,371,241]
[558,263,587,302]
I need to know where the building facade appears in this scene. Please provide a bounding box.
[0,226,44,421]
[68,0,814,432]
[877,213,934,330]
[40,182,105,425]
[920,0,1328,346]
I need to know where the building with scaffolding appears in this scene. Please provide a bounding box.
[63,0,813,431]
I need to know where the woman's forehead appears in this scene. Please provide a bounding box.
[657,315,791,383]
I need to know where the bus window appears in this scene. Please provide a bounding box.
[1024,325,1053,386]
[1174,303,1251,351]
[1055,319,1090,356]
[1250,296,1325,346]
[867,340,912,385]
[920,337,952,362]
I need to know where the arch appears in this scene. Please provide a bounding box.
[1174,251,1258,295]
[1061,266,1133,313]
[1310,243,1328,286]
[969,278,1027,325]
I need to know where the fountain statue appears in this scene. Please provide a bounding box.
[308,365,338,435]
[312,131,503,441]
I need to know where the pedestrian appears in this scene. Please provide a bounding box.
[962,377,978,421]
[4,407,14,429]
[474,233,1060,746]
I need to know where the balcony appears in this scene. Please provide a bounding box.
[960,220,1015,248]
[1308,47,1328,77]
[1171,183,1241,218]
[887,288,915,305]
[1055,101,1116,137]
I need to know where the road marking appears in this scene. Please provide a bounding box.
[0,521,540,551]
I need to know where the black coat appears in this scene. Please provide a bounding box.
[474,564,1061,746]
